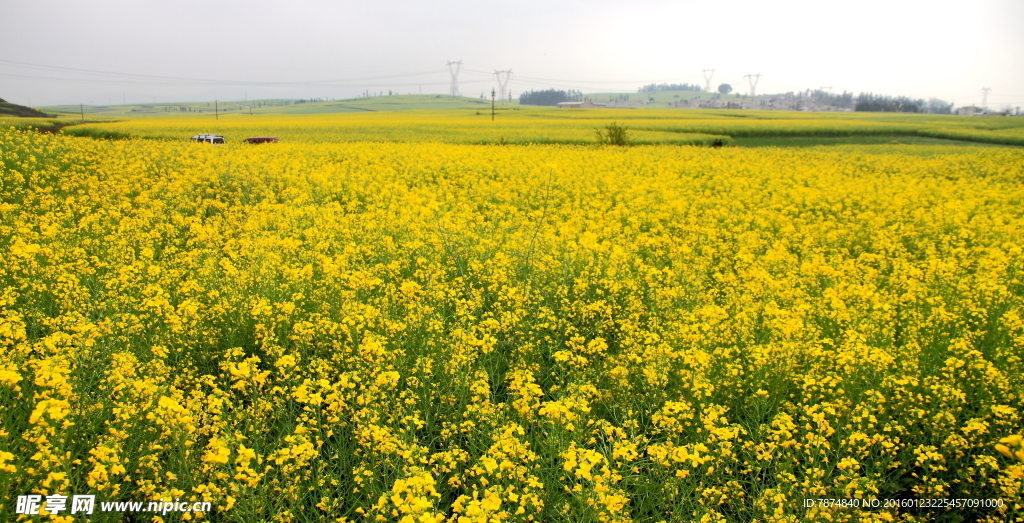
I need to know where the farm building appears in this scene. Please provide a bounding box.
[955,106,1009,116]
[957,106,985,116]
[555,101,607,108]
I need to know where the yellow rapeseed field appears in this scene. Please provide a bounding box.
[56,112,728,146]
[52,109,1024,146]
[1,119,1023,522]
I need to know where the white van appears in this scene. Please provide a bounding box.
[191,134,225,144]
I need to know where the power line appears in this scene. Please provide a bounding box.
[0,58,445,86]
[1,55,706,94]
[464,67,701,87]
[0,71,495,90]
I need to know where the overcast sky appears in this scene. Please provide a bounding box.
[1,0,1021,108]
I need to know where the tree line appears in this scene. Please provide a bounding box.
[637,83,703,93]
[519,89,584,106]
[517,87,954,113]
[854,93,952,114]
[854,93,926,113]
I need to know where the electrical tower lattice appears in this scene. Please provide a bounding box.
[447,61,462,97]
[703,69,715,92]
[744,73,762,97]
[494,70,513,104]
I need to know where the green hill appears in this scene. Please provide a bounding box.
[0,97,53,118]
[40,95,501,118]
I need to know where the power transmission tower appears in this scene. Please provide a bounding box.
[982,87,991,108]
[743,73,762,97]
[702,69,715,92]
[447,60,463,97]
[494,69,513,104]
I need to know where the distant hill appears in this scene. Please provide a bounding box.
[0,97,53,117]
[40,94,497,117]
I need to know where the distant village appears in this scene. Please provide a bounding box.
[554,95,862,111]
[538,86,1020,116]
[555,96,1017,116]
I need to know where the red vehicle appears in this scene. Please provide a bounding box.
[245,136,279,144]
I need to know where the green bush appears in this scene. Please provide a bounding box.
[596,122,630,146]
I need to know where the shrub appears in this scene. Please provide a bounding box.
[596,122,630,146]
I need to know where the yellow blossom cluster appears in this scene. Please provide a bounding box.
[1,122,1024,522]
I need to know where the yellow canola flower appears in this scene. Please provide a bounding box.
[28,399,71,426]
[0,451,17,473]
[203,438,231,465]
[276,354,298,368]
[1000,434,1023,446]
[0,369,21,386]
[996,434,1024,462]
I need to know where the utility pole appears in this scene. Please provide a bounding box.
[80,104,84,123]
[215,100,218,120]
[743,73,762,97]
[702,69,715,93]
[447,60,462,97]
[491,89,496,121]
[982,88,991,108]
[494,69,513,104]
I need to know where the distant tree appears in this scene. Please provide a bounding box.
[718,84,733,95]
[855,93,926,113]
[808,89,854,109]
[520,89,570,106]
[638,83,702,93]
[926,98,953,114]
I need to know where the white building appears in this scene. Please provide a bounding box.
[555,101,606,108]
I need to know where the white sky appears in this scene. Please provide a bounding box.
[1,0,1022,108]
